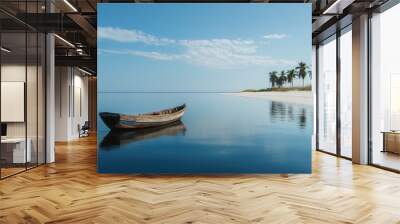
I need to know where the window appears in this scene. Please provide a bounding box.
[370,3,400,171]
[317,35,337,154]
[339,26,352,158]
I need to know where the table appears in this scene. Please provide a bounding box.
[381,131,400,154]
[1,138,31,163]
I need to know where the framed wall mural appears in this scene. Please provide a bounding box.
[97,4,312,173]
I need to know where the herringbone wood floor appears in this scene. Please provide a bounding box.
[1,135,400,224]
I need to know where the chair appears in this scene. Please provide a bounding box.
[78,121,90,138]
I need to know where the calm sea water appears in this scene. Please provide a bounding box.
[97,93,312,174]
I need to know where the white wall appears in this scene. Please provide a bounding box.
[55,66,69,141]
[1,63,46,164]
[71,73,89,138]
[1,65,26,138]
[55,67,89,141]
[1,65,39,137]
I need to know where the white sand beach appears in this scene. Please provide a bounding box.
[224,91,313,106]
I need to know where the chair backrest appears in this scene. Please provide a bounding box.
[82,121,90,129]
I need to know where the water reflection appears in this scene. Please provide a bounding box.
[270,101,308,129]
[299,108,307,129]
[288,104,294,121]
[98,93,312,173]
[100,121,186,149]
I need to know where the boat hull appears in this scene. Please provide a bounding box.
[100,104,186,130]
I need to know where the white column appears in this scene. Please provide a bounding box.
[46,32,55,163]
[352,14,369,164]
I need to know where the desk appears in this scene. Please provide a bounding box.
[382,131,400,154]
[1,138,31,163]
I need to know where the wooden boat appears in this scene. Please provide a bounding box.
[100,121,186,149]
[99,104,186,130]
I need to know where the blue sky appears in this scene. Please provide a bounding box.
[98,4,311,92]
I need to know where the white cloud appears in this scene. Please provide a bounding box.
[99,27,295,69]
[101,46,295,69]
[263,34,288,40]
[179,39,254,68]
[98,27,175,45]
[180,39,257,54]
[100,49,181,61]
[179,39,293,68]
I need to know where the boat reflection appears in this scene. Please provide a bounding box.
[100,121,186,149]
[270,101,308,129]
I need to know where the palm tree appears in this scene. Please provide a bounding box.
[277,70,287,88]
[296,62,309,87]
[286,69,296,87]
[268,71,278,88]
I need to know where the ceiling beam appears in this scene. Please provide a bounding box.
[11,13,83,32]
[323,0,356,14]
[67,13,97,39]
[55,55,96,73]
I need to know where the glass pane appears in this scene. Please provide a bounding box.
[317,35,337,154]
[0,1,46,178]
[38,33,45,165]
[27,31,38,169]
[340,28,352,158]
[1,31,27,177]
[371,4,400,171]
